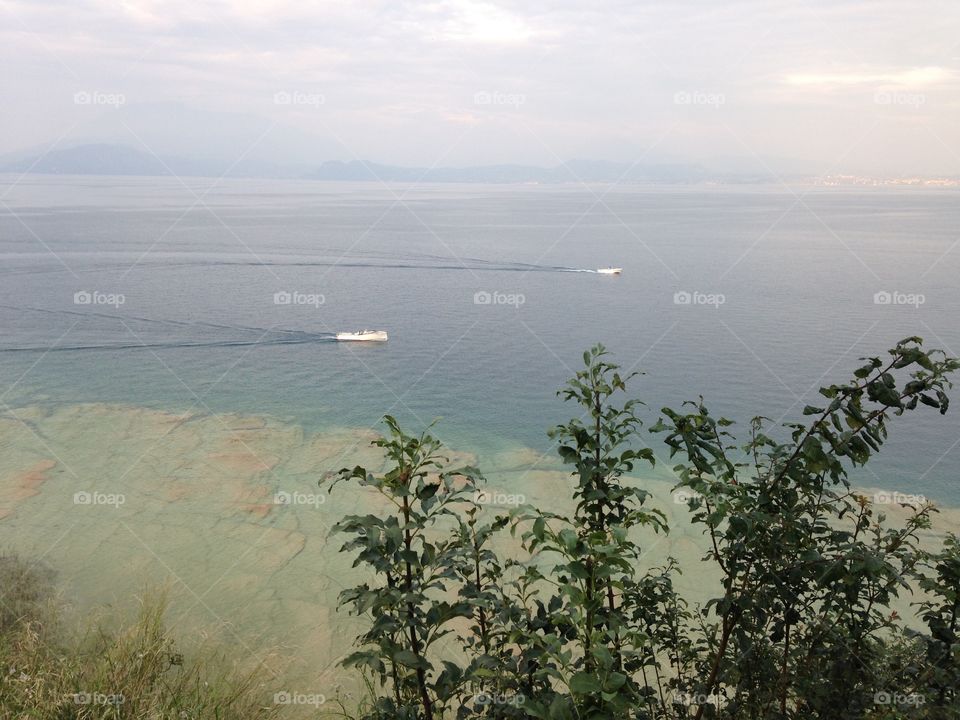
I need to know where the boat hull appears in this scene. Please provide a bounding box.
[336,331,388,342]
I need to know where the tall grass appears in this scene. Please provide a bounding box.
[0,551,281,719]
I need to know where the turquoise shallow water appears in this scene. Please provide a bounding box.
[1,175,959,500]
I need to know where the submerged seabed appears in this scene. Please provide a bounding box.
[1,403,956,697]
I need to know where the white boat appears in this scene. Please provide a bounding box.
[597,267,622,275]
[336,330,388,342]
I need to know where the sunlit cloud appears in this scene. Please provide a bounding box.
[436,0,539,44]
[388,0,543,45]
[1,0,959,173]
[784,66,954,88]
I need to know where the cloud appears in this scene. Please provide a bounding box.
[1,0,959,173]
[430,0,540,44]
[784,66,955,89]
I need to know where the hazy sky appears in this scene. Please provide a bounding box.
[2,0,959,175]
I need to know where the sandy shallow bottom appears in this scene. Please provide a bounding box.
[1,403,957,702]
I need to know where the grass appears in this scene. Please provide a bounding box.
[0,551,283,719]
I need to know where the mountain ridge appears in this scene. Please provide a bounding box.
[0,143,767,184]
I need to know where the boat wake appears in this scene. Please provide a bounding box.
[0,335,337,353]
[0,304,336,353]
[0,251,595,277]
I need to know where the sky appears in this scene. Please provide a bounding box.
[1,0,959,175]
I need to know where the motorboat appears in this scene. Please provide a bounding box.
[596,267,622,275]
[335,330,388,342]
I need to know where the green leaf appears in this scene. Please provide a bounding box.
[569,672,602,694]
[393,649,429,669]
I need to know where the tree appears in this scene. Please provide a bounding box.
[325,338,960,720]
[327,417,483,719]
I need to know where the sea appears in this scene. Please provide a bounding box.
[2,175,958,500]
[3,174,959,689]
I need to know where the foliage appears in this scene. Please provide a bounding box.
[326,417,484,719]
[0,550,56,637]
[512,345,667,719]
[0,558,277,720]
[328,339,960,719]
[912,533,960,713]
[652,337,960,718]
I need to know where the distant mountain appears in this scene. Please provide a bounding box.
[0,143,310,178]
[0,102,815,184]
[0,143,171,176]
[0,143,738,184]
[66,102,340,168]
[306,158,712,184]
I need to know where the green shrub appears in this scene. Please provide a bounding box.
[327,338,960,719]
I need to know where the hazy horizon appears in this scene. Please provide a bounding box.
[2,0,959,178]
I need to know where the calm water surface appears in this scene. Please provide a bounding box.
[2,175,959,501]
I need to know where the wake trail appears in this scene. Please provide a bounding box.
[0,335,336,353]
[0,304,298,336]
[0,254,593,276]
[131,259,586,273]
[0,304,335,353]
